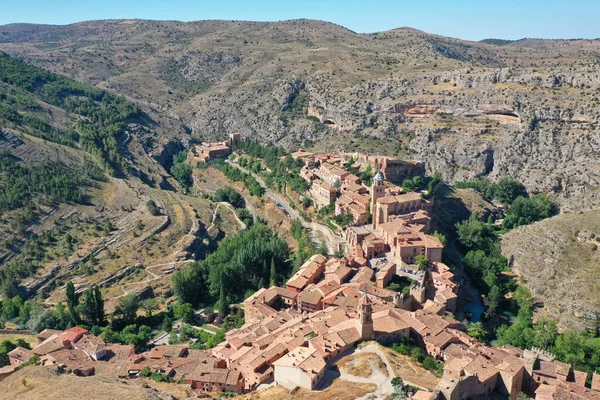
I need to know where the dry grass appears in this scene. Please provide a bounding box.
[502,208,600,331]
[2,365,185,400]
[337,352,388,378]
[242,379,376,400]
[378,345,440,391]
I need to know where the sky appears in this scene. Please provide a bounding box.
[1,0,599,41]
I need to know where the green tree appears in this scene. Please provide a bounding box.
[415,254,429,271]
[65,280,79,324]
[467,322,487,342]
[0,340,17,367]
[170,150,192,188]
[494,178,527,205]
[410,347,424,362]
[114,294,140,326]
[456,215,495,252]
[218,286,229,316]
[173,303,195,324]
[79,285,104,326]
[173,263,208,307]
[141,298,159,319]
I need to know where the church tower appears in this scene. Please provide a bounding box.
[355,291,374,340]
[371,170,385,228]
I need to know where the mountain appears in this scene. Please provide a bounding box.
[1,19,600,211]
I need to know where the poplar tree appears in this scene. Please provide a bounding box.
[270,257,277,287]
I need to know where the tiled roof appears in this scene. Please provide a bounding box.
[32,334,64,356]
[7,347,32,363]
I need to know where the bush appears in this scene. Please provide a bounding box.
[146,200,159,216]
[410,347,424,362]
[214,187,244,208]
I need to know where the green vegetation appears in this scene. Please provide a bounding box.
[290,218,321,273]
[237,140,309,196]
[0,338,31,367]
[390,336,444,376]
[390,376,421,400]
[168,323,225,349]
[452,177,599,378]
[173,222,289,309]
[454,177,556,323]
[0,154,90,212]
[456,215,509,319]
[502,194,553,229]
[455,177,526,205]
[0,52,140,174]
[496,286,600,378]
[170,150,192,188]
[211,160,265,197]
[213,187,244,208]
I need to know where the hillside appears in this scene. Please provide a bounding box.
[502,209,600,331]
[0,52,242,309]
[0,20,600,211]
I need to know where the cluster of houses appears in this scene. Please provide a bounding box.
[226,251,600,399]
[2,260,598,399]
[0,326,244,396]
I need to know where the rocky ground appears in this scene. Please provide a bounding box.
[502,209,600,331]
[1,20,600,210]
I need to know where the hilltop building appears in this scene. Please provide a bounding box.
[193,133,241,163]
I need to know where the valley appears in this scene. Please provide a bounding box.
[0,18,598,400]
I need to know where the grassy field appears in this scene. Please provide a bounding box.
[0,333,37,348]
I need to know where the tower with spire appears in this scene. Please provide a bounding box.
[371,170,385,228]
[355,289,374,340]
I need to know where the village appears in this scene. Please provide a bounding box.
[1,138,599,400]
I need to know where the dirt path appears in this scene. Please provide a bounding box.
[115,259,194,299]
[341,344,395,400]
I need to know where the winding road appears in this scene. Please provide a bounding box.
[224,160,346,252]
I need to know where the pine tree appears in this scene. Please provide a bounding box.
[270,257,277,287]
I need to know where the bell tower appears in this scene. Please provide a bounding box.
[371,171,385,228]
[355,290,374,340]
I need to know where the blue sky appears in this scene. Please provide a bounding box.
[1,0,598,41]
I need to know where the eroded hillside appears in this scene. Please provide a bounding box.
[1,20,600,210]
[502,209,600,331]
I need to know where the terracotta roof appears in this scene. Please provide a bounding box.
[32,334,64,356]
[377,192,423,204]
[358,292,373,306]
[424,331,455,349]
[298,288,324,306]
[464,355,498,382]
[37,328,62,341]
[7,347,32,363]
[149,345,188,359]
